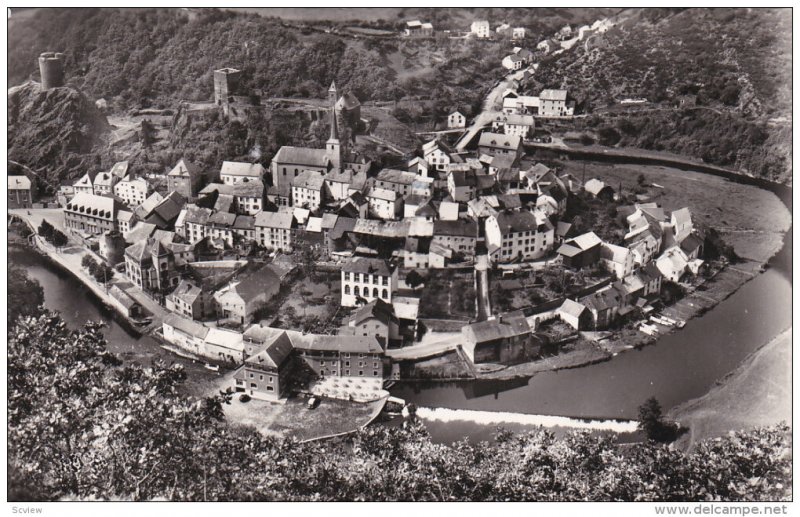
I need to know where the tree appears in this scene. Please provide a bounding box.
[637,173,647,186]
[405,270,425,291]
[638,396,678,442]
[8,266,44,324]
[38,219,54,241]
[52,230,69,248]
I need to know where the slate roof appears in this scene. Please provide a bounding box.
[254,210,294,230]
[201,180,264,198]
[375,168,417,185]
[433,219,477,237]
[297,335,385,354]
[540,89,568,101]
[342,257,393,276]
[292,170,326,191]
[368,187,398,202]
[170,280,203,305]
[559,299,588,318]
[8,175,31,190]
[168,159,198,178]
[233,265,281,303]
[478,132,522,151]
[272,146,331,168]
[221,161,264,179]
[65,193,120,221]
[351,298,397,326]
[164,313,209,339]
[245,331,294,369]
[493,210,546,234]
[462,313,530,344]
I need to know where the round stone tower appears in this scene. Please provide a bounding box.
[38,52,66,90]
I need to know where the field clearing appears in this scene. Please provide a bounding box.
[223,393,386,442]
[556,161,791,262]
[669,328,792,451]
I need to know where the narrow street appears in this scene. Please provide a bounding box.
[455,68,527,151]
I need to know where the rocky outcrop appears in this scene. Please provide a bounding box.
[8,81,110,192]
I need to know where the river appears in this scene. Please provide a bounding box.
[9,243,220,396]
[391,228,792,443]
[9,222,792,444]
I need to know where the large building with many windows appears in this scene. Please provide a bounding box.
[340,257,397,307]
[64,193,123,234]
[486,209,555,263]
[254,211,294,252]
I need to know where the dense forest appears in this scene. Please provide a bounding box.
[7,267,792,501]
[528,8,792,184]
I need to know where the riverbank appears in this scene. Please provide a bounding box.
[9,211,170,332]
[669,327,792,452]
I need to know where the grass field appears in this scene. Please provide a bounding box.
[669,328,792,451]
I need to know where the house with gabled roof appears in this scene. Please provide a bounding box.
[557,231,603,269]
[486,209,554,263]
[340,257,397,307]
[213,263,282,325]
[600,242,635,279]
[124,237,179,296]
[461,313,541,364]
[254,211,294,252]
[341,298,400,347]
[422,138,456,172]
[233,331,295,401]
[291,169,326,211]
[448,110,466,129]
[557,299,592,330]
[167,159,201,199]
[478,131,523,159]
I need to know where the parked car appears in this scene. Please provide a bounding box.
[306,396,320,409]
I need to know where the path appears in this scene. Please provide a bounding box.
[475,254,491,321]
[455,68,527,151]
[386,337,461,360]
[10,208,171,328]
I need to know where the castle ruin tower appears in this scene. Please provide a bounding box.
[213,67,242,117]
[326,81,343,170]
[38,52,66,90]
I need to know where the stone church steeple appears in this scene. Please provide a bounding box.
[326,81,343,170]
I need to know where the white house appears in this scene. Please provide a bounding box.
[341,257,397,307]
[291,170,326,211]
[114,176,150,207]
[486,209,555,263]
[492,113,535,139]
[422,139,454,171]
[539,89,573,117]
[600,243,635,279]
[471,20,490,38]
[502,54,525,71]
[367,187,403,220]
[512,27,526,40]
[503,95,540,115]
[448,111,466,129]
[220,161,265,185]
[254,211,294,252]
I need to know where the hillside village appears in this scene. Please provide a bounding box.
[12,17,721,408]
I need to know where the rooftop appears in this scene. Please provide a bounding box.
[462,313,530,344]
[221,161,264,179]
[342,256,394,276]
